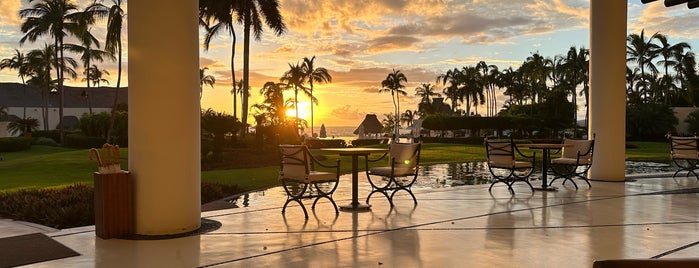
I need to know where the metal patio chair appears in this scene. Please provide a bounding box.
[668,135,699,180]
[485,137,536,194]
[549,134,595,189]
[279,145,341,219]
[364,142,422,207]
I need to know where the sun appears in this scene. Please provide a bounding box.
[285,102,311,121]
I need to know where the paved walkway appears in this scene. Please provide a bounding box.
[6,173,699,267]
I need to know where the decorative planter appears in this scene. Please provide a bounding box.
[94,171,133,239]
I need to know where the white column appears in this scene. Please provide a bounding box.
[128,0,201,235]
[588,0,627,181]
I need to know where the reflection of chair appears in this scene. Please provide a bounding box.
[485,137,536,194]
[365,142,421,206]
[669,135,699,180]
[549,134,595,189]
[279,145,341,219]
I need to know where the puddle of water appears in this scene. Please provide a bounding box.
[224,161,676,208]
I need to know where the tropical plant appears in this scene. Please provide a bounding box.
[19,0,82,144]
[103,0,125,144]
[380,69,408,137]
[64,2,113,115]
[415,83,441,116]
[200,67,216,100]
[199,0,241,119]
[401,109,417,127]
[239,0,286,133]
[302,56,332,136]
[627,29,660,102]
[201,108,240,158]
[0,49,29,118]
[281,62,315,132]
[7,118,40,137]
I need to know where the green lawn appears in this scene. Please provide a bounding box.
[0,142,672,193]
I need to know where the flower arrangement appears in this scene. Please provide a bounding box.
[89,143,122,174]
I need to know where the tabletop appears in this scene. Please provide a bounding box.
[517,143,572,149]
[320,147,389,155]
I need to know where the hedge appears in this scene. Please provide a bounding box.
[0,137,33,152]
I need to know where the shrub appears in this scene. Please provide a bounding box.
[33,137,60,146]
[304,139,347,148]
[201,182,240,204]
[64,133,106,149]
[0,182,241,229]
[0,137,32,152]
[351,139,386,146]
[0,184,94,229]
[33,130,60,143]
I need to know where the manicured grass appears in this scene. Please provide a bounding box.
[0,142,672,193]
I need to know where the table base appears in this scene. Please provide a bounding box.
[533,186,558,191]
[340,203,372,211]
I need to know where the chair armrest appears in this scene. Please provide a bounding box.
[367,152,389,163]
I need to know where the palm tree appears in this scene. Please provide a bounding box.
[415,83,440,104]
[437,68,463,113]
[103,0,124,144]
[401,109,416,127]
[85,65,110,87]
[281,62,314,132]
[627,29,660,101]
[460,66,484,115]
[25,44,55,130]
[380,69,408,138]
[656,33,691,104]
[7,118,40,137]
[0,49,29,118]
[231,79,243,119]
[19,0,82,144]
[302,56,332,136]
[199,0,242,119]
[200,67,216,100]
[254,81,286,125]
[240,0,286,133]
[64,2,112,115]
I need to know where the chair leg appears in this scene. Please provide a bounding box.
[282,198,309,219]
[389,188,418,206]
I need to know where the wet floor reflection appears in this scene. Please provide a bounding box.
[224,161,676,208]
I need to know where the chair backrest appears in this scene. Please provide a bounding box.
[670,136,698,157]
[389,142,421,170]
[485,140,514,166]
[562,139,594,160]
[279,145,311,180]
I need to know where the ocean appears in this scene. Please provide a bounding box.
[304,126,358,143]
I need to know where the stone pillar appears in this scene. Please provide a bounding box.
[128,0,201,235]
[588,0,627,181]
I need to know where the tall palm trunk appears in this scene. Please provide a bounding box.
[309,80,314,136]
[106,38,122,144]
[231,39,237,119]
[56,37,65,144]
[241,3,251,134]
[86,51,93,114]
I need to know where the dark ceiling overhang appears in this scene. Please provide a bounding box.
[641,0,699,9]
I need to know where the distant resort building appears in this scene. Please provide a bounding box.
[0,82,127,137]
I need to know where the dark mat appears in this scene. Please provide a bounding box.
[0,233,80,268]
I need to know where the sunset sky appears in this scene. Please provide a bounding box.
[1,0,699,130]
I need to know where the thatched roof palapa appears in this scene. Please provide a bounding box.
[353,114,384,134]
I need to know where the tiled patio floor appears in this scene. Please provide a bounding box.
[7,172,699,267]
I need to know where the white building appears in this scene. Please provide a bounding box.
[0,82,127,137]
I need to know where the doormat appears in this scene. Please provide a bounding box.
[0,233,79,268]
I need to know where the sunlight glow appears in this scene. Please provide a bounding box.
[285,102,311,121]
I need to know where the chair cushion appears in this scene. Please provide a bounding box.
[562,139,592,160]
[369,166,416,177]
[672,153,699,160]
[389,143,420,169]
[551,157,591,165]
